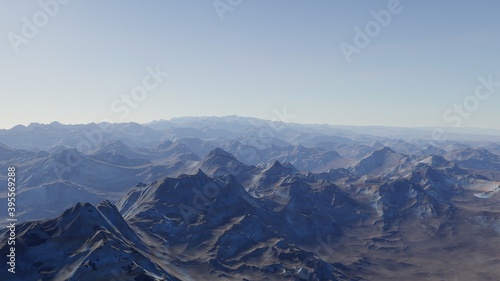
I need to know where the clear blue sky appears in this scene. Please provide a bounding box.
[1,0,500,129]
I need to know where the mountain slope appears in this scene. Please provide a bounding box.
[0,201,178,281]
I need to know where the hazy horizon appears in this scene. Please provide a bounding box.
[2,115,500,138]
[2,1,500,129]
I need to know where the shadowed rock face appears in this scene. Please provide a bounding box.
[350,147,413,178]
[4,153,499,280]
[1,173,361,280]
[1,119,500,280]
[446,148,500,172]
[0,201,178,281]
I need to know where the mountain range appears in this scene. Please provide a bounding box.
[1,116,500,280]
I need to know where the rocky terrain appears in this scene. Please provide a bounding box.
[1,117,500,280]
